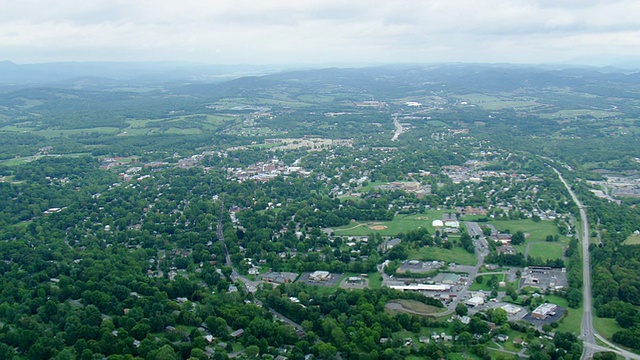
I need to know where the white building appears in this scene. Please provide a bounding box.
[532,303,557,319]
[389,284,451,292]
[309,271,331,281]
[465,296,485,307]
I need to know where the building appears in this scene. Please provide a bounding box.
[432,219,444,227]
[501,304,523,316]
[443,213,460,228]
[262,272,298,284]
[389,284,451,292]
[309,271,331,281]
[378,237,402,252]
[465,296,485,307]
[230,329,245,339]
[532,303,557,319]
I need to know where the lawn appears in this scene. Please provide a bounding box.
[469,274,506,291]
[408,246,478,266]
[332,210,453,236]
[385,299,448,317]
[528,242,564,260]
[491,219,567,243]
[555,307,583,335]
[34,127,121,138]
[0,157,34,166]
[367,272,382,289]
[539,109,622,119]
[623,234,640,246]
[594,316,623,341]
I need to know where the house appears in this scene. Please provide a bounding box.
[496,245,516,255]
[495,233,512,244]
[441,333,453,341]
[230,329,245,339]
[496,334,509,342]
[204,335,216,344]
[419,336,430,344]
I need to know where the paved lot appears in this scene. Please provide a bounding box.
[522,306,566,326]
[466,222,484,237]
[299,272,342,287]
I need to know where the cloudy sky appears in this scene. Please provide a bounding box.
[1,0,639,65]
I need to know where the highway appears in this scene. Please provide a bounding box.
[391,115,403,141]
[553,168,640,360]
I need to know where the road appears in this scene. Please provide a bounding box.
[215,198,261,291]
[553,168,640,360]
[391,115,403,141]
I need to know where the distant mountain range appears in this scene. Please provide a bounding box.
[0,61,300,87]
[2,60,640,89]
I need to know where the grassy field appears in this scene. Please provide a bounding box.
[528,242,564,260]
[594,316,623,341]
[544,294,583,335]
[623,234,640,246]
[367,272,382,289]
[469,274,506,291]
[540,109,622,119]
[408,246,478,266]
[385,299,448,317]
[332,210,451,236]
[491,219,567,243]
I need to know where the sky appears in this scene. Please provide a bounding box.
[1,0,640,66]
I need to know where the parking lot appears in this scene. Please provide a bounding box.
[522,306,566,326]
[299,272,342,287]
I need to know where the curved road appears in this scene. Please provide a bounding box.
[553,168,639,360]
[391,115,403,141]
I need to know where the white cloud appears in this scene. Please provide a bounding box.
[1,0,639,64]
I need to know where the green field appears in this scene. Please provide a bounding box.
[469,273,506,291]
[623,234,640,246]
[528,242,564,260]
[491,219,567,243]
[540,109,622,119]
[544,294,583,335]
[333,210,451,236]
[385,299,448,317]
[408,246,478,266]
[367,272,382,289]
[594,316,623,341]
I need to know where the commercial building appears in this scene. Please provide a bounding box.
[309,271,331,281]
[465,296,485,307]
[532,303,557,319]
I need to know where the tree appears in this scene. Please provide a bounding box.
[593,352,617,360]
[492,308,508,325]
[455,303,468,316]
[152,345,178,360]
[511,231,525,245]
[245,345,260,359]
[567,288,582,308]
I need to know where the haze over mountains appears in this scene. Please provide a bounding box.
[2,60,640,90]
[0,61,296,86]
